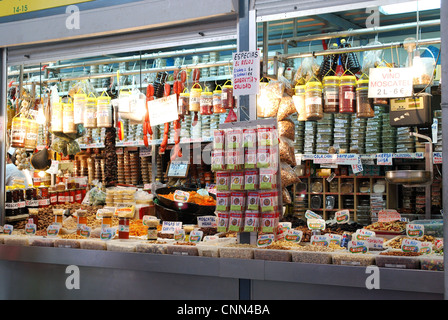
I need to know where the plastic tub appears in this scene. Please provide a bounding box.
[136,241,168,254]
[197,243,220,257]
[166,243,199,256]
[420,255,444,271]
[409,219,443,237]
[106,241,137,252]
[376,253,420,269]
[332,252,376,266]
[254,248,292,262]
[291,250,333,264]
[219,245,255,259]
[4,236,30,246]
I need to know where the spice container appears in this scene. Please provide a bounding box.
[84,94,97,128]
[96,94,113,127]
[294,85,306,121]
[118,217,130,239]
[213,87,225,113]
[305,81,323,121]
[222,81,234,109]
[73,92,86,124]
[189,86,202,112]
[356,79,374,118]
[51,101,64,132]
[200,90,213,115]
[178,90,190,116]
[339,75,357,113]
[322,76,340,113]
[63,102,76,134]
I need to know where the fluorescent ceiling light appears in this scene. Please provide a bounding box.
[379,0,440,15]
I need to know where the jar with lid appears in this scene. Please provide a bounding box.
[26,188,39,211]
[73,92,86,124]
[101,211,113,230]
[221,81,234,109]
[63,102,77,134]
[24,119,39,150]
[200,90,213,115]
[49,191,58,206]
[322,76,340,113]
[213,87,225,113]
[75,189,82,203]
[178,90,190,116]
[356,79,374,118]
[51,100,64,132]
[38,186,50,208]
[339,75,357,113]
[118,217,130,239]
[11,116,28,148]
[189,85,202,112]
[17,189,26,215]
[294,85,307,121]
[54,209,64,225]
[84,95,97,128]
[96,94,113,127]
[305,81,323,121]
[28,208,39,229]
[5,190,16,216]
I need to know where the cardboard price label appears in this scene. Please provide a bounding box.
[406,224,425,238]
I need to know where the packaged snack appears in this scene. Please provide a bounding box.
[257,126,278,146]
[277,94,296,121]
[217,212,230,232]
[244,148,257,169]
[226,149,244,170]
[228,212,244,232]
[226,128,243,150]
[211,150,226,171]
[216,191,231,212]
[230,171,245,191]
[243,128,257,148]
[244,211,260,232]
[213,129,225,149]
[246,191,260,211]
[259,168,278,189]
[259,191,276,212]
[277,119,295,141]
[216,171,231,191]
[279,137,296,166]
[257,147,271,169]
[230,191,246,212]
[244,169,259,190]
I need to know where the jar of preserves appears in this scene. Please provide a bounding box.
[222,81,234,109]
[5,190,16,216]
[76,210,87,236]
[101,211,113,230]
[178,90,190,116]
[322,76,340,113]
[339,75,357,113]
[69,189,76,203]
[200,90,213,115]
[96,94,113,127]
[54,209,64,225]
[26,188,39,211]
[213,87,225,113]
[75,189,82,203]
[73,92,86,124]
[38,186,50,208]
[189,86,202,112]
[294,85,306,121]
[63,102,77,134]
[305,81,323,121]
[49,191,58,206]
[84,94,97,128]
[17,189,26,215]
[51,100,64,132]
[118,217,130,239]
[356,79,374,118]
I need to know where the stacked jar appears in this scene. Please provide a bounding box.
[322,76,340,113]
[356,79,374,118]
[305,81,323,121]
[200,89,213,115]
[213,86,226,113]
[222,81,234,109]
[339,75,357,113]
[294,85,307,121]
[189,86,202,112]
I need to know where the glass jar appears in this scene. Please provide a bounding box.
[189,87,202,112]
[97,95,113,127]
[84,96,97,128]
[73,93,86,124]
[17,189,26,215]
[49,191,58,206]
[63,102,77,134]
[101,212,113,230]
[294,85,306,121]
[54,209,64,225]
[305,81,323,121]
[213,88,225,113]
[222,83,234,109]
[51,101,64,132]
[118,217,130,239]
[38,186,50,208]
[356,79,374,118]
[322,76,340,113]
[5,190,14,217]
[76,210,87,235]
[178,91,190,116]
[339,75,357,113]
[200,91,213,115]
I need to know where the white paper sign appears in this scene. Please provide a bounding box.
[147,94,178,126]
[232,50,260,96]
[376,153,393,166]
[368,68,413,98]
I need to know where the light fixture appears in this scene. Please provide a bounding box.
[379,0,440,15]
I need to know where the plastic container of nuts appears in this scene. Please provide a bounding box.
[291,250,333,264]
[197,243,220,257]
[219,244,255,259]
[135,241,168,254]
[253,248,292,262]
[419,255,444,271]
[375,251,421,269]
[166,242,199,256]
[332,252,376,266]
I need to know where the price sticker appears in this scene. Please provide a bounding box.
[406,224,425,238]
[257,233,275,247]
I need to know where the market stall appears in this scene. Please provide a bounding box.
[0,0,446,300]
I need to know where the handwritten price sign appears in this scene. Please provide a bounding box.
[232,51,260,96]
